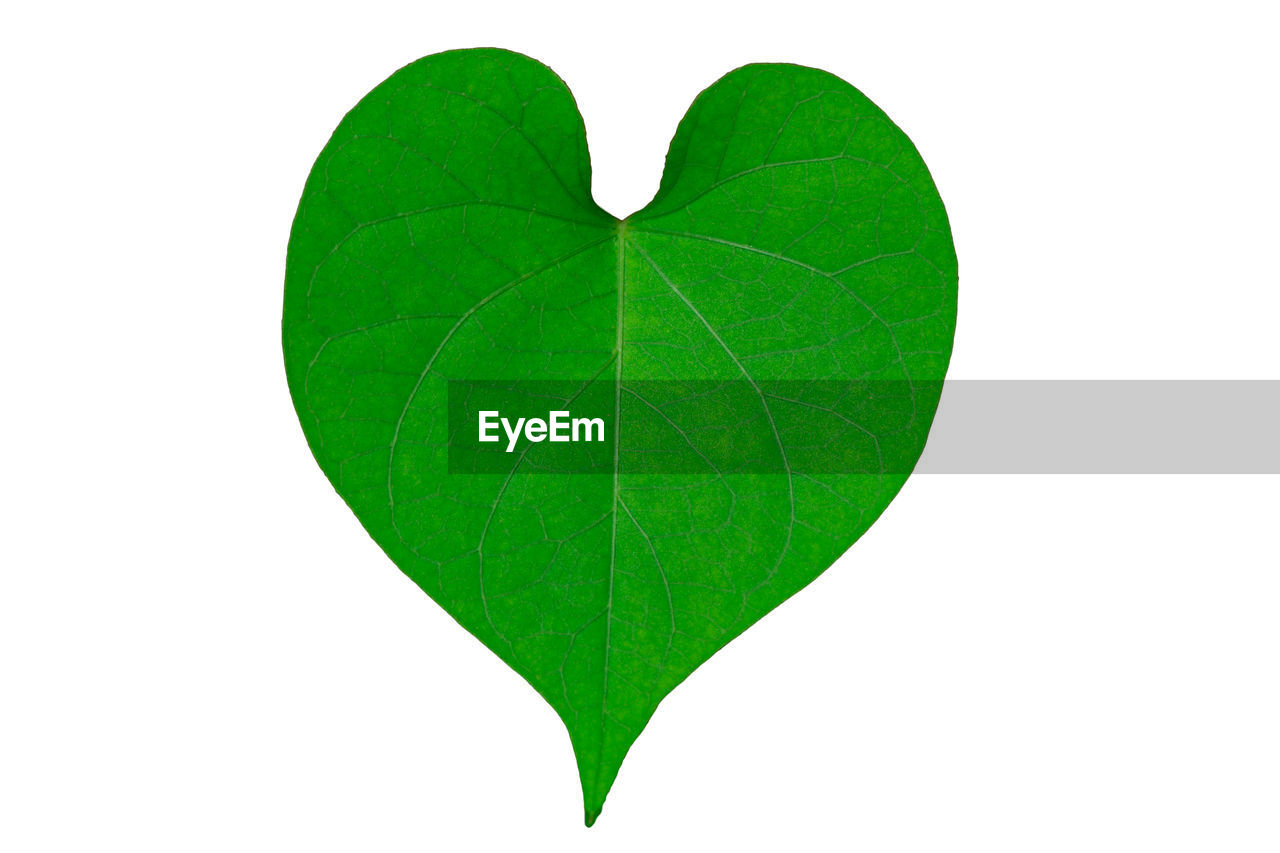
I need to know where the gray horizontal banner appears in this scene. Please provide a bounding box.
[918,381,1280,474]
[445,380,1280,475]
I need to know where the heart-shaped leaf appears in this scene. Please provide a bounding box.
[283,48,956,824]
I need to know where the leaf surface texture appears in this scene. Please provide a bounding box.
[283,48,957,824]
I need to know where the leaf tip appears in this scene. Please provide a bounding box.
[584,807,601,827]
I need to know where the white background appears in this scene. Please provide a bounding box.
[3,1,1278,850]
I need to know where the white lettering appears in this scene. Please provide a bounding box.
[501,417,526,453]
[478,411,500,442]
[573,417,605,442]
[479,410,607,452]
[549,411,571,442]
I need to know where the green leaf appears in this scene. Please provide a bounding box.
[283,48,956,825]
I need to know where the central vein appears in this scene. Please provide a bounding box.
[597,223,627,796]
